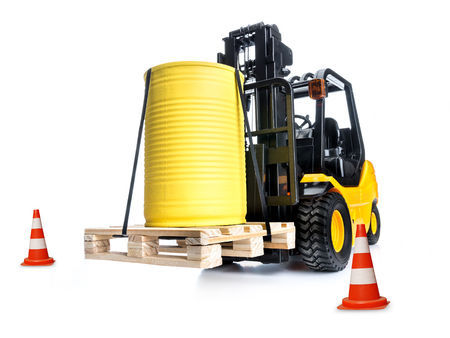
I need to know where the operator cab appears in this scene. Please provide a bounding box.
[291,72,364,187]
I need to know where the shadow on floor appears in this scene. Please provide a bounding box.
[200,258,318,277]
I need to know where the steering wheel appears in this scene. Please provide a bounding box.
[294,114,313,130]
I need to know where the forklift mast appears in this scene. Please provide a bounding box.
[217,22,293,82]
[218,22,299,221]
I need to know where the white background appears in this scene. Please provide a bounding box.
[1,1,449,337]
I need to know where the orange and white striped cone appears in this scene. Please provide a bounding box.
[338,224,388,310]
[21,209,55,266]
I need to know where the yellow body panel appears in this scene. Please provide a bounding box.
[300,161,378,240]
[144,61,246,227]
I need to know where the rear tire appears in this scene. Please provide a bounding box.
[295,192,352,271]
[367,204,381,245]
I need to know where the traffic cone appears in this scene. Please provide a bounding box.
[21,209,55,266]
[338,224,388,310]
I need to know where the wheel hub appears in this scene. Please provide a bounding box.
[371,211,378,235]
[331,210,345,252]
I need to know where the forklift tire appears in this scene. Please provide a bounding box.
[367,204,381,245]
[295,192,352,272]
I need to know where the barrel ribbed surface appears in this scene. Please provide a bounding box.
[144,61,246,227]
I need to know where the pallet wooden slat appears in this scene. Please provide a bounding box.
[85,227,223,238]
[185,224,265,245]
[84,234,113,241]
[84,238,110,254]
[158,245,187,254]
[85,252,222,269]
[84,222,295,268]
[187,244,221,261]
[262,222,296,250]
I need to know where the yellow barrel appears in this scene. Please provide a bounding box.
[144,61,246,227]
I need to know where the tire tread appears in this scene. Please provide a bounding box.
[295,192,350,272]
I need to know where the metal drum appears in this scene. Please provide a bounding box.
[144,61,246,227]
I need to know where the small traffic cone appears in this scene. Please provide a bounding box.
[338,224,388,310]
[21,209,55,266]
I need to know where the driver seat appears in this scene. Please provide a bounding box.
[324,117,344,177]
[323,117,357,181]
[324,118,341,156]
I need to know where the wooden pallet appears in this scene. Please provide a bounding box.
[84,222,295,269]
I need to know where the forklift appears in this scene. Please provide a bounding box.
[218,22,380,271]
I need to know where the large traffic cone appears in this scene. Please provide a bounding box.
[21,209,55,266]
[338,224,388,310]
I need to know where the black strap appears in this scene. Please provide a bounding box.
[116,68,152,237]
[234,69,271,240]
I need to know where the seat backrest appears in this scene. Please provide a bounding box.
[324,117,340,149]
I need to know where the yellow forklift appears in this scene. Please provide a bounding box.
[218,23,380,271]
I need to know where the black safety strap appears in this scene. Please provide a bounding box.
[115,68,152,238]
[235,69,271,240]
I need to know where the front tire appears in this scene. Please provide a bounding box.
[295,192,352,271]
